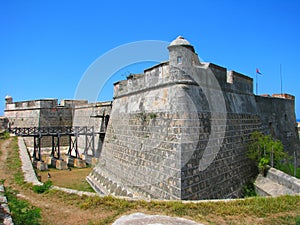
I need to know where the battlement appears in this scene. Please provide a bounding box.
[113,37,254,99]
[5,98,92,112]
[5,99,59,111]
[272,93,295,100]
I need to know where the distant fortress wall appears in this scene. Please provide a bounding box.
[72,101,112,158]
[4,96,112,157]
[4,98,72,147]
[256,94,299,156]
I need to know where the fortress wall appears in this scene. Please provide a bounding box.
[5,99,58,111]
[89,85,184,199]
[60,99,88,107]
[39,107,73,147]
[229,71,253,94]
[88,63,260,200]
[179,66,259,199]
[114,63,171,98]
[4,107,40,128]
[256,95,300,157]
[4,99,60,128]
[4,99,72,147]
[72,102,112,157]
[39,108,72,127]
[88,38,263,200]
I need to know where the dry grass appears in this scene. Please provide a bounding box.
[37,167,94,192]
[1,137,300,225]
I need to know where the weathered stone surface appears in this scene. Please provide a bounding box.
[0,185,14,225]
[112,213,203,225]
[67,157,87,168]
[255,167,300,196]
[34,161,48,171]
[88,36,299,200]
[55,159,68,170]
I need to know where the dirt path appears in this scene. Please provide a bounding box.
[0,138,11,181]
[0,139,110,225]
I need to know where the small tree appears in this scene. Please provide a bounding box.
[247,131,287,175]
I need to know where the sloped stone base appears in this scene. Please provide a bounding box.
[86,168,135,198]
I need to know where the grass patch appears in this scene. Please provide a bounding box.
[38,167,95,192]
[0,131,10,140]
[32,180,52,194]
[46,189,300,224]
[2,136,300,224]
[296,215,300,225]
[5,187,41,225]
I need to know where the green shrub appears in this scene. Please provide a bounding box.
[149,113,157,119]
[242,181,257,197]
[32,180,52,194]
[247,131,287,174]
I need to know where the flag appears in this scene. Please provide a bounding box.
[256,68,262,75]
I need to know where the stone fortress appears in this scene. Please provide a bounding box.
[4,36,300,200]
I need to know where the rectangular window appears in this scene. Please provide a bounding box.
[177,56,182,64]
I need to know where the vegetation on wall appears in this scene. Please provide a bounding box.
[247,131,287,175]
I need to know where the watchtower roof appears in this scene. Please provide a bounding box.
[168,36,195,52]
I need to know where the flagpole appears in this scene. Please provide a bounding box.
[280,64,283,95]
[256,72,258,95]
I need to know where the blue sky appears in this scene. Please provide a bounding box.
[1,1,300,118]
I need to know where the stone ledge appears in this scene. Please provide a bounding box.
[0,185,14,225]
[267,167,300,193]
[254,175,296,196]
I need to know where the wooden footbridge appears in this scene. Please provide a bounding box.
[10,126,104,162]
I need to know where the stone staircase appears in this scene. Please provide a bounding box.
[254,167,300,196]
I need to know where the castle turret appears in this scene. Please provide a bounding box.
[167,36,200,75]
[5,95,13,105]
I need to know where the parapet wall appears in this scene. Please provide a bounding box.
[6,99,58,111]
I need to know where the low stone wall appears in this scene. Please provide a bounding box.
[0,185,14,225]
[255,167,300,196]
[267,167,300,193]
